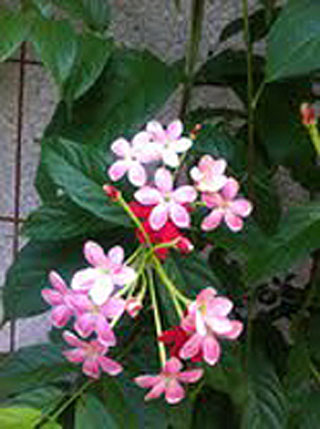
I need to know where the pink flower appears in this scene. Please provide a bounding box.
[180,288,243,366]
[134,168,197,230]
[201,177,252,232]
[71,242,136,306]
[146,120,192,168]
[108,132,156,187]
[135,357,203,404]
[69,294,125,346]
[190,155,228,193]
[63,331,123,379]
[42,271,76,328]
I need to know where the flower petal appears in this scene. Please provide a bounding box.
[221,178,239,200]
[49,271,68,293]
[190,166,202,182]
[224,212,243,232]
[74,313,96,338]
[230,199,253,217]
[175,137,192,153]
[149,204,168,231]
[173,186,197,204]
[167,119,183,139]
[63,330,85,348]
[108,160,129,182]
[41,289,63,306]
[165,379,185,404]
[83,358,100,379]
[201,209,224,231]
[208,316,233,335]
[128,162,147,187]
[111,137,131,157]
[179,333,202,360]
[98,356,123,376]
[63,348,85,363]
[108,245,124,265]
[211,159,227,176]
[146,120,166,141]
[71,268,99,291]
[132,131,151,148]
[51,305,72,328]
[210,297,233,317]
[155,168,173,193]
[145,380,166,401]
[164,357,183,374]
[135,375,161,388]
[162,148,180,168]
[202,192,223,209]
[89,275,114,305]
[96,316,116,346]
[112,266,136,286]
[169,203,190,228]
[202,335,221,366]
[222,320,243,340]
[102,297,126,319]
[84,241,107,267]
[178,369,203,383]
[134,187,163,205]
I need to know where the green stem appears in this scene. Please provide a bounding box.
[147,267,167,367]
[179,0,206,119]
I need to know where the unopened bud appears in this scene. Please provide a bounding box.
[103,184,120,201]
[126,297,143,318]
[176,236,194,254]
[190,123,202,140]
[300,103,316,126]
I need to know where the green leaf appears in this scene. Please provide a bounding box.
[0,344,72,398]
[42,137,129,226]
[23,197,108,241]
[2,386,63,412]
[0,408,41,429]
[266,0,320,81]
[31,18,78,88]
[289,392,320,429]
[81,0,111,32]
[246,203,320,286]
[75,393,118,429]
[63,33,112,101]
[45,48,182,146]
[0,8,31,61]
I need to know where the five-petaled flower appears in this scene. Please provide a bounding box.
[63,331,123,379]
[135,357,203,404]
[201,177,252,232]
[190,155,228,193]
[134,167,197,230]
[179,288,243,366]
[71,241,136,306]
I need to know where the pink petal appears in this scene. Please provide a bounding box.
[167,119,183,140]
[49,271,68,294]
[173,186,197,204]
[134,187,163,206]
[63,330,85,348]
[175,137,192,153]
[164,357,183,374]
[199,155,215,171]
[208,316,233,335]
[83,358,100,379]
[230,199,253,217]
[224,212,243,232]
[155,168,173,193]
[112,266,136,286]
[201,210,224,231]
[179,333,202,360]
[149,204,168,231]
[202,335,221,366]
[202,192,223,209]
[165,379,185,405]
[101,297,126,319]
[71,268,99,291]
[74,313,96,338]
[98,356,123,376]
[89,276,114,306]
[211,159,227,176]
[42,289,63,306]
[146,120,166,141]
[96,316,116,346]
[222,320,243,340]
[162,148,180,168]
[132,131,151,148]
[111,137,131,157]
[51,305,72,328]
[135,375,161,388]
[63,348,86,363]
[108,160,129,181]
[108,245,124,265]
[178,369,203,383]
[145,380,166,401]
[221,178,239,200]
[169,203,190,228]
[197,287,217,303]
[190,166,202,182]
[128,162,147,187]
[84,241,107,267]
[210,297,233,317]
[67,293,91,313]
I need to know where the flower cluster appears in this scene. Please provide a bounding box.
[43,119,252,405]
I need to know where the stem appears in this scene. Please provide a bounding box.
[242,0,255,201]
[179,0,206,119]
[147,267,167,367]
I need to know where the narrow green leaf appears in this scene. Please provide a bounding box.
[266,0,320,81]
[0,8,31,61]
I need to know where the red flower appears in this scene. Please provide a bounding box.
[301,103,316,126]
[159,326,203,362]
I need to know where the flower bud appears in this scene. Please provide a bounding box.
[103,184,120,201]
[190,123,202,140]
[300,103,316,126]
[126,297,143,318]
[176,237,194,254]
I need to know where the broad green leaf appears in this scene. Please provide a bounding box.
[0,8,31,61]
[42,138,129,226]
[2,386,63,412]
[0,344,72,398]
[289,392,320,429]
[246,203,320,286]
[45,48,182,146]
[266,0,320,81]
[31,18,77,88]
[0,408,41,429]
[63,33,112,101]
[23,197,108,241]
[75,393,118,429]
[81,0,111,32]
